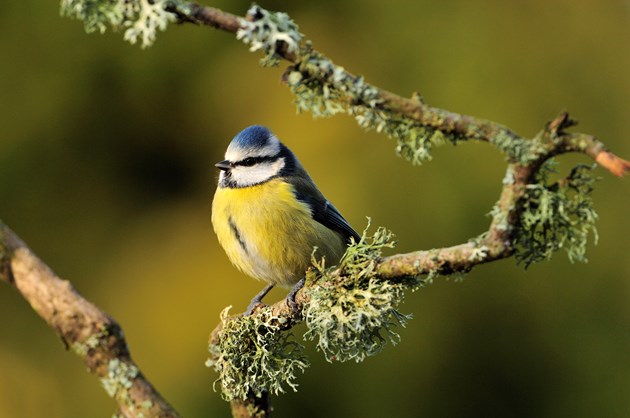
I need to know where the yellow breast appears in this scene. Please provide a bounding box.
[211,179,346,287]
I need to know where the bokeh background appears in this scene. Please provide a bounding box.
[1,0,630,417]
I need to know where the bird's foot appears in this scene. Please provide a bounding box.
[245,283,274,316]
[285,277,306,315]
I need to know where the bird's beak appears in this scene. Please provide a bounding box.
[215,160,232,171]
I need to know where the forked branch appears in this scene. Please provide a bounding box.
[3,2,626,418]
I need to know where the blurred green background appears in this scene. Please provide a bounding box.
[1,0,630,417]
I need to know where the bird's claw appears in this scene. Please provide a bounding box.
[245,283,274,316]
[285,277,305,315]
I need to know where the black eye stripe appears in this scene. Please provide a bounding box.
[234,155,277,167]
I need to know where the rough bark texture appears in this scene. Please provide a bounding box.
[0,223,180,418]
[5,2,629,418]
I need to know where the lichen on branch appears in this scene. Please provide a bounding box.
[54,2,630,417]
[60,0,176,48]
[284,49,459,165]
[206,306,308,401]
[0,222,181,417]
[207,226,421,399]
[515,162,599,266]
[303,225,422,362]
[57,0,629,176]
[236,4,302,67]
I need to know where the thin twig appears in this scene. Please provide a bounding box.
[12,2,627,418]
[167,2,629,176]
[161,3,630,417]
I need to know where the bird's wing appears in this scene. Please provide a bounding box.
[287,175,361,245]
[316,199,361,244]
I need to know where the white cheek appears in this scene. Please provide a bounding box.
[231,158,285,187]
[231,164,276,186]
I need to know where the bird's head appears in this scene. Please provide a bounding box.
[216,125,297,188]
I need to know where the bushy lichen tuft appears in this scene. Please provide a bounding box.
[515,161,599,267]
[207,306,309,401]
[303,225,421,362]
[60,0,124,34]
[60,0,175,48]
[237,4,303,67]
[379,115,459,165]
[122,0,175,47]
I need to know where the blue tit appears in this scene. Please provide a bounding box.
[212,125,360,312]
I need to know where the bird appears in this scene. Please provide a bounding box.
[211,125,360,314]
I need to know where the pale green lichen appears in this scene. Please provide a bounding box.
[488,202,510,233]
[237,4,303,67]
[422,267,441,285]
[122,0,175,47]
[59,1,541,165]
[284,46,470,165]
[207,223,425,399]
[103,358,153,417]
[515,161,599,267]
[384,116,457,164]
[502,165,516,185]
[303,225,421,362]
[207,306,309,401]
[285,49,381,116]
[60,0,175,48]
[468,245,489,262]
[489,130,546,164]
[70,326,149,415]
[71,325,109,357]
[101,358,139,398]
[140,400,153,410]
[60,0,124,34]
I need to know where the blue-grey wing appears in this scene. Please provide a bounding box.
[317,200,361,244]
[287,174,360,244]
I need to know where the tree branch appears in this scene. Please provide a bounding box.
[53,2,630,417]
[176,6,629,416]
[0,222,181,418]
[167,2,628,175]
